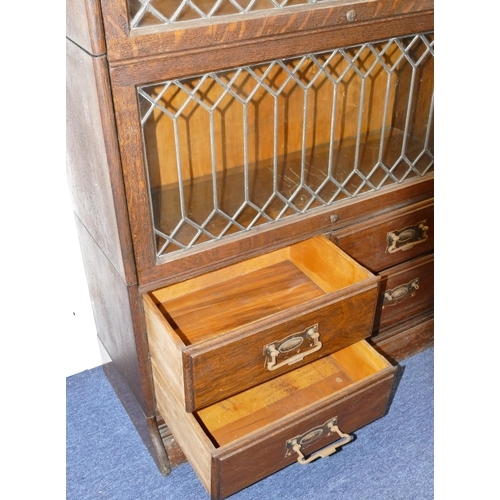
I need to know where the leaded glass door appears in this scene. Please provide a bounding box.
[140,34,433,258]
[109,26,433,285]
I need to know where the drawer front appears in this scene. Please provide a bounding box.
[187,285,379,411]
[331,199,434,273]
[152,341,396,500]
[214,373,395,499]
[374,253,434,334]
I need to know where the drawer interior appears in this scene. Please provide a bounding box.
[194,341,391,447]
[149,236,372,345]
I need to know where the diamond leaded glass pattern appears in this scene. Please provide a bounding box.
[128,0,331,28]
[139,33,434,258]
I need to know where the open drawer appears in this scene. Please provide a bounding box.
[144,235,380,411]
[152,340,397,499]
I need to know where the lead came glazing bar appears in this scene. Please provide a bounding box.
[425,94,434,159]
[375,54,395,187]
[138,33,434,258]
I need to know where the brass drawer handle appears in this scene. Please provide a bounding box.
[386,220,429,253]
[285,417,352,465]
[264,324,322,371]
[383,278,419,307]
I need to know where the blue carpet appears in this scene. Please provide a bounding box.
[67,347,433,499]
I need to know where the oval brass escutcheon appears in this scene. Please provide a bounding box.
[383,278,419,307]
[386,220,429,253]
[392,286,409,300]
[279,337,304,353]
[285,417,352,465]
[398,228,416,241]
[300,429,324,446]
[264,324,322,371]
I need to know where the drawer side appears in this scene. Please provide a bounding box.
[144,293,186,407]
[151,362,215,491]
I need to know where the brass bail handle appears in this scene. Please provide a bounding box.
[289,422,352,465]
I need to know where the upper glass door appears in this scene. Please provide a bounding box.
[99,0,434,63]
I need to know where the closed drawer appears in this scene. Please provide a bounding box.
[144,235,379,411]
[374,253,434,334]
[330,199,434,273]
[152,340,396,500]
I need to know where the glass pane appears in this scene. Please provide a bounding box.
[128,0,331,28]
[138,33,434,258]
